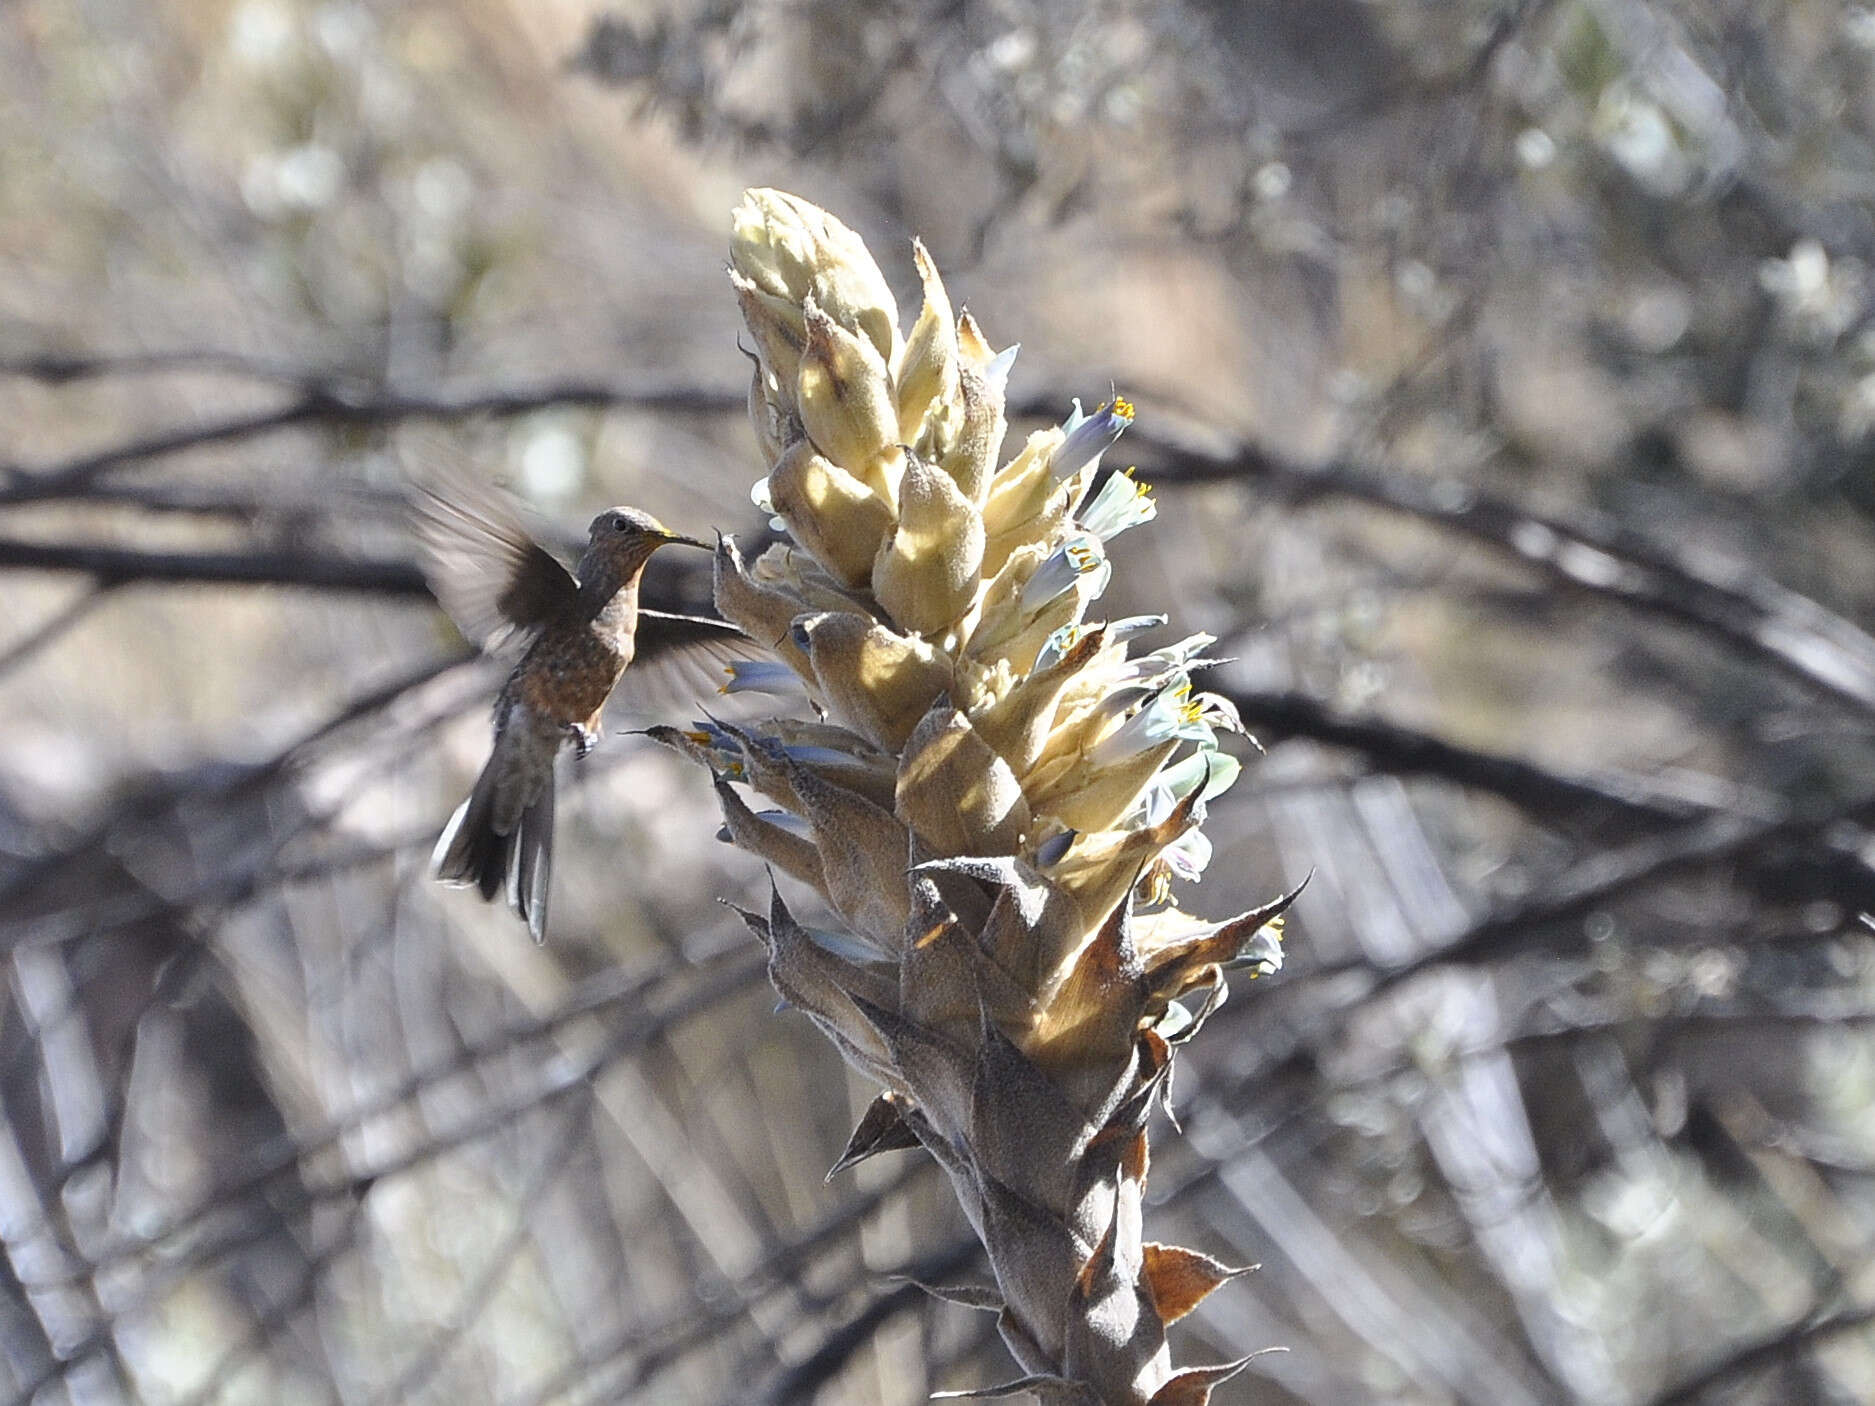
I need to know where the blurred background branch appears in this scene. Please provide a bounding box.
[4,0,1875,1402]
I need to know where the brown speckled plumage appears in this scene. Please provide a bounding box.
[412,475,737,942]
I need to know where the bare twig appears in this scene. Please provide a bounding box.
[12,949,767,1402]
[1139,431,1875,717]
[0,586,116,676]
[360,1103,594,1406]
[16,947,761,1289]
[0,347,341,386]
[497,1159,933,1406]
[1224,688,1719,825]
[0,381,742,506]
[1647,1301,1875,1406]
[750,1238,983,1406]
[1292,789,1875,995]
[0,537,429,595]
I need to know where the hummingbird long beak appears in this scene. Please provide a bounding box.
[660,531,711,551]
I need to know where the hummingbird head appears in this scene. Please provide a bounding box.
[580,506,710,585]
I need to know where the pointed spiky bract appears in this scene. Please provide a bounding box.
[667,189,1299,1403]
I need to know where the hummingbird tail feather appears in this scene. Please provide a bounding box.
[432,708,559,940]
[509,774,554,944]
[432,758,509,902]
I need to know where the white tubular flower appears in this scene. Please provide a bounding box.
[1018,533,1111,612]
[1079,465,1158,540]
[1054,396,1136,481]
[1086,676,1216,769]
[658,190,1303,1406]
[718,658,809,695]
[1140,746,1243,824]
[1033,612,1164,671]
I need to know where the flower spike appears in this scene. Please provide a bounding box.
[689,190,1298,1402]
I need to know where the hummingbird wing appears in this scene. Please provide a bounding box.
[611,608,755,718]
[408,459,578,654]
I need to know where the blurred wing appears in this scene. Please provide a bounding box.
[408,454,578,653]
[611,609,753,719]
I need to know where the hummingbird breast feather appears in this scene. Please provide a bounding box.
[512,631,630,730]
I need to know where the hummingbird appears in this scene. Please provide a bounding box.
[411,463,738,941]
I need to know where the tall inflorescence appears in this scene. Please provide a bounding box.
[655,190,1298,1404]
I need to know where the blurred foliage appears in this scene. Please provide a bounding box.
[5,0,1875,1402]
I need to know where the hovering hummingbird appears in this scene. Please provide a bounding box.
[411,464,738,941]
